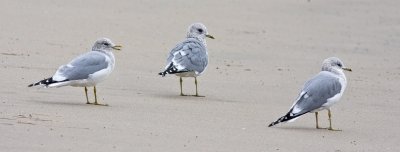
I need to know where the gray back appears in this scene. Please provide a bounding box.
[293,71,342,114]
[167,38,208,73]
[57,51,108,80]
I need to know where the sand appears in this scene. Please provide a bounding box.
[1,0,399,151]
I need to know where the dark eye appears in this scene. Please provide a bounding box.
[197,28,203,33]
[337,63,342,67]
[104,43,110,46]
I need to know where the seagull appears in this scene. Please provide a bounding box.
[268,57,352,130]
[159,23,214,97]
[28,38,121,106]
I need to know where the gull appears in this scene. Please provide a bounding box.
[28,38,121,106]
[159,23,214,97]
[268,57,352,130]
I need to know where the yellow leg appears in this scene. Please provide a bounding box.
[194,77,204,97]
[195,77,199,96]
[85,87,90,104]
[315,112,320,129]
[94,86,98,104]
[85,86,108,106]
[180,77,186,96]
[328,109,341,131]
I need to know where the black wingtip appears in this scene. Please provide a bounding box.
[268,115,285,127]
[28,77,58,87]
[268,123,274,127]
[158,72,166,77]
[268,111,307,127]
[159,62,186,77]
[268,120,280,127]
[28,81,42,87]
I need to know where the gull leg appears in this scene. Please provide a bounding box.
[315,112,321,129]
[90,86,108,106]
[328,109,341,131]
[85,87,90,104]
[194,77,205,97]
[195,77,198,96]
[180,77,186,96]
[94,86,98,104]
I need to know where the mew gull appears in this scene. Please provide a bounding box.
[28,38,121,106]
[159,23,214,97]
[268,57,352,130]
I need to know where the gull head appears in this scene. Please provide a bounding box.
[187,23,215,40]
[322,57,352,73]
[92,38,122,52]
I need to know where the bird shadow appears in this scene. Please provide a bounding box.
[269,125,341,132]
[149,92,240,103]
[28,99,108,107]
[150,93,204,100]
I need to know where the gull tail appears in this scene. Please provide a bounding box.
[158,63,186,77]
[268,109,306,127]
[28,77,66,88]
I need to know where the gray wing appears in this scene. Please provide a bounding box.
[291,71,342,115]
[165,38,208,73]
[54,51,108,81]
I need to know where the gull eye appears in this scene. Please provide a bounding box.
[197,28,203,33]
[104,42,110,46]
[337,63,342,67]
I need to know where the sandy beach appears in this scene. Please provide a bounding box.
[1,0,399,151]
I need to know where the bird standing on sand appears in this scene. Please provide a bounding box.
[159,23,214,97]
[268,57,352,130]
[28,38,121,106]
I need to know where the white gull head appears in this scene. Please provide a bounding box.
[186,23,214,46]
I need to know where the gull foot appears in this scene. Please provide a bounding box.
[328,127,342,131]
[87,102,109,106]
